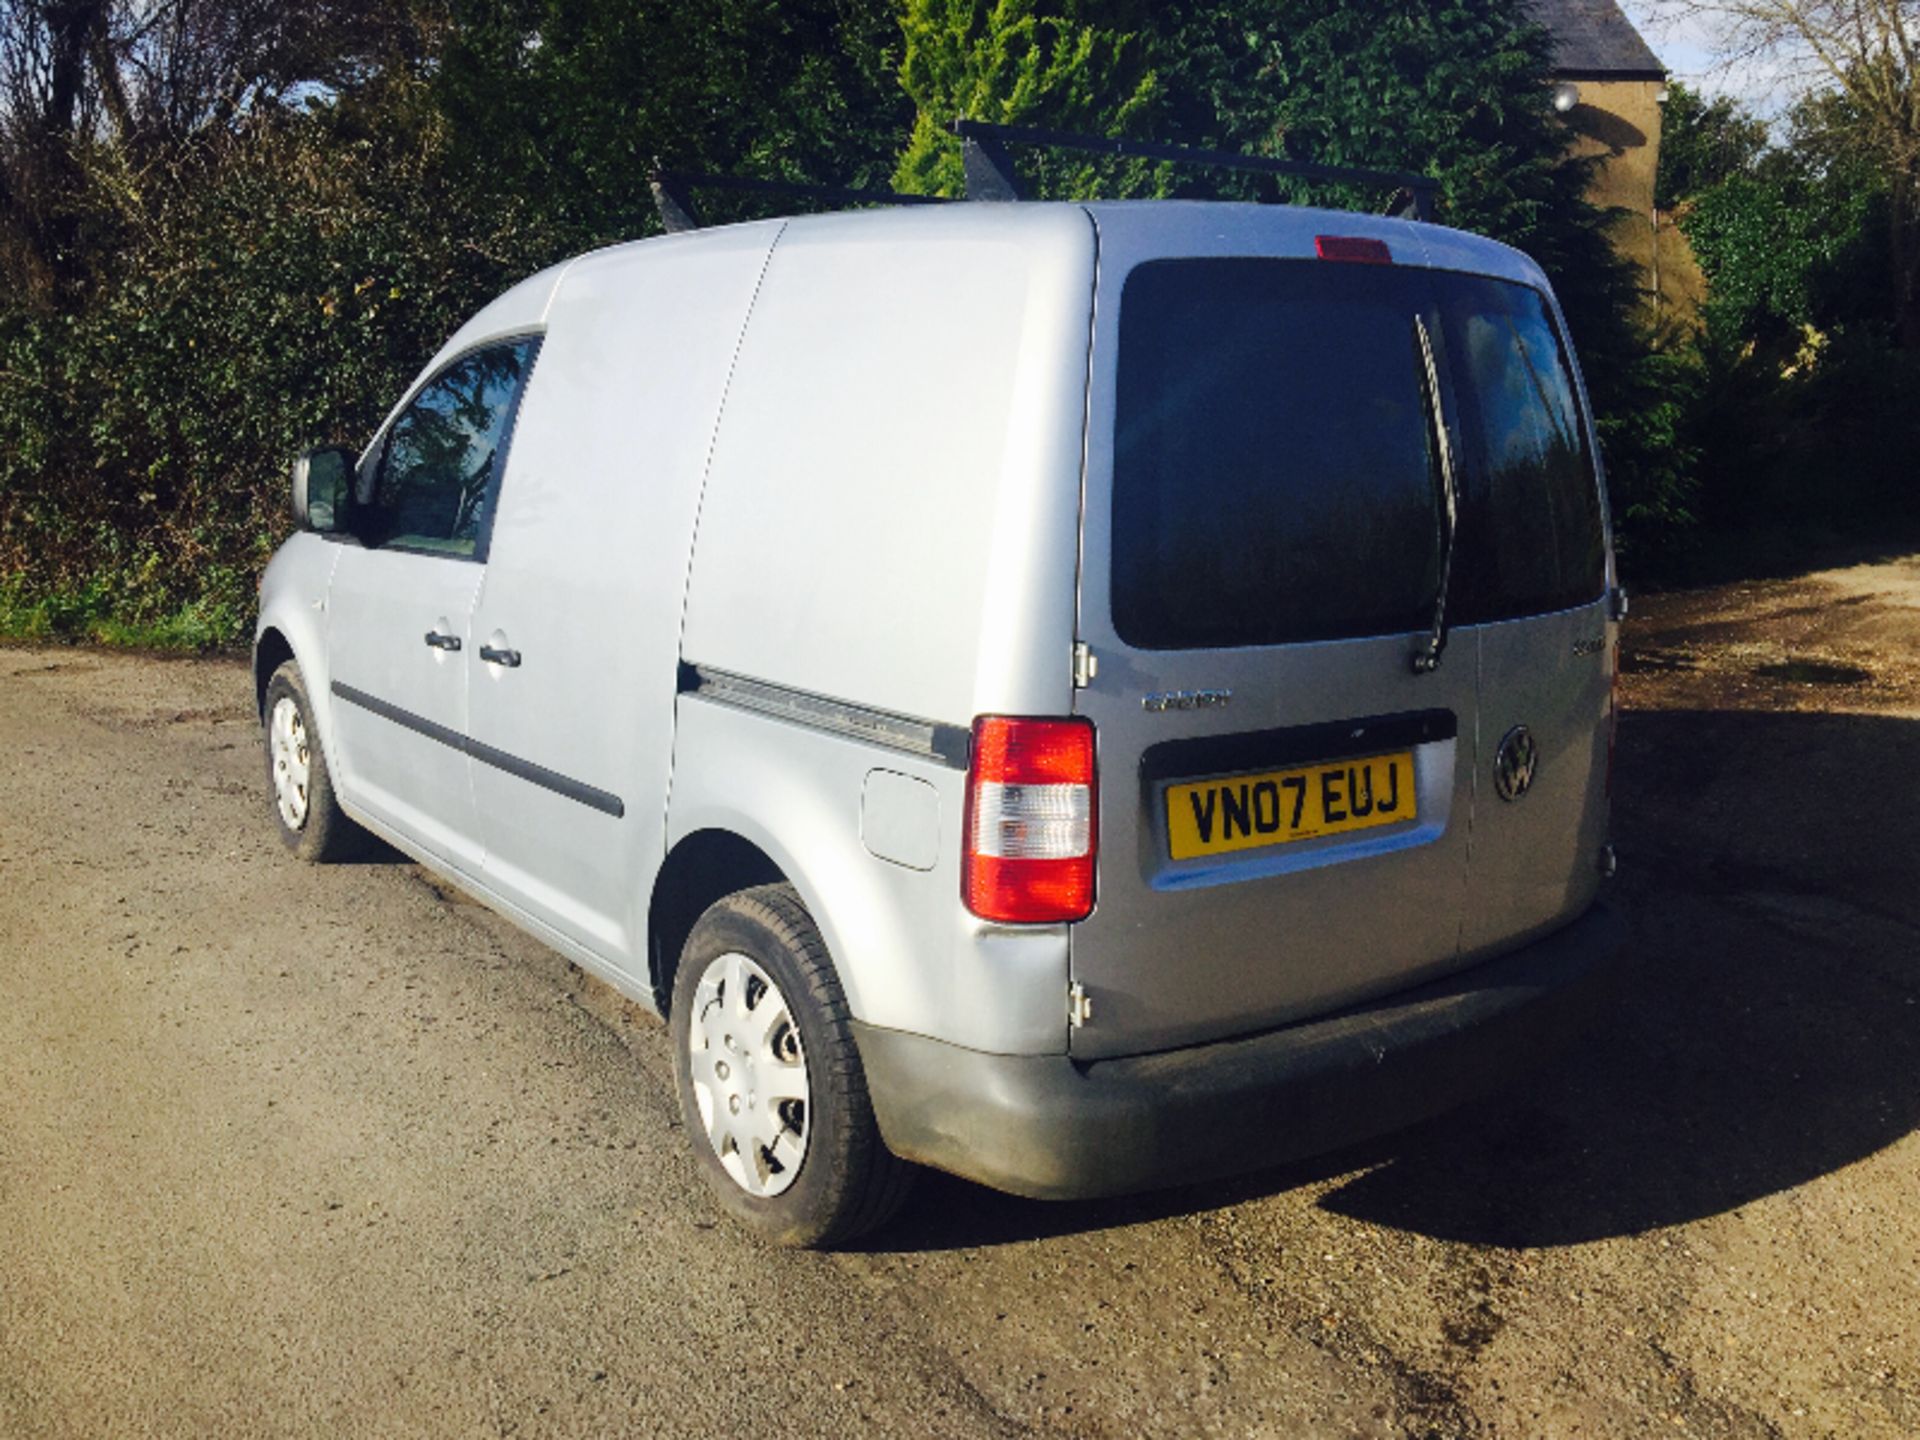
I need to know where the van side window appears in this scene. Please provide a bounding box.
[1112,259,1443,651]
[360,338,540,559]
[1437,278,1605,622]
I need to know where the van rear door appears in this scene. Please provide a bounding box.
[1437,276,1613,957]
[1069,216,1481,1060]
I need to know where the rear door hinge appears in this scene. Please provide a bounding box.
[1068,981,1093,1028]
[1072,641,1098,689]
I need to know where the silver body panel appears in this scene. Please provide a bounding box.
[464,223,781,978]
[666,697,1070,1055]
[254,199,1613,1083]
[255,532,344,752]
[1458,600,1612,957]
[1061,204,1615,1060]
[327,550,484,869]
[1067,205,1488,1060]
[680,205,1094,723]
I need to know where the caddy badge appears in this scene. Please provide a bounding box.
[1143,689,1232,713]
[1494,725,1538,802]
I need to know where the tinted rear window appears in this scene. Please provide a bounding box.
[1112,259,1442,650]
[1436,276,1606,623]
[1110,259,1605,652]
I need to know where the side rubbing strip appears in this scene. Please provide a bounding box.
[681,665,970,770]
[466,736,625,817]
[331,681,625,818]
[332,681,468,754]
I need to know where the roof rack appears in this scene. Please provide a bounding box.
[953,119,1437,221]
[645,123,1438,233]
[648,166,952,234]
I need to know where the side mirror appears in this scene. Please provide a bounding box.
[291,447,352,533]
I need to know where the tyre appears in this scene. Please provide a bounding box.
[263,660,367,862]
[671,883,914,1247]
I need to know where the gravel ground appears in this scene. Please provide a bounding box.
[2,556,1917,1438]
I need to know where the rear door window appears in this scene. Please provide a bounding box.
[1112,259,1443,651]
[1434,276,1605,622]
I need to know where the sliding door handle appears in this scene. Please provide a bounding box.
[479,644,522,668]
[424,630,462,651]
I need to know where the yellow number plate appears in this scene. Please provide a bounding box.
[1166,751,1416,860]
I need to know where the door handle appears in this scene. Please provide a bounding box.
[424,630,462,651]
[479,644,522,668]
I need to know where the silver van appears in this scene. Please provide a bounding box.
[256,195,1623,1246]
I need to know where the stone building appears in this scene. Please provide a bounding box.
[1531,0,1697,318]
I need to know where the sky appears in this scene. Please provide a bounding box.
[1614,3,1799,117]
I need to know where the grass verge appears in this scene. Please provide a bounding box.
[0,575,247,651]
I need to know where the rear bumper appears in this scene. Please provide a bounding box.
[855,899,1624,1200]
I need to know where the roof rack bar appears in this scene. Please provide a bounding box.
[649,169,704,234]
[959,128,1023,203]
[648,166,952,233]
[949,119,1438,222]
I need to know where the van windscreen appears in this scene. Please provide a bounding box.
[1110,258,1605,652]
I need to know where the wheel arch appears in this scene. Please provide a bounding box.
[252,533,344,765]
[648,828,786,1015]
[252,620,340,764]
[253,626,295,720]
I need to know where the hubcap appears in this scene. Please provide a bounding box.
[688,952,810,1197]
[269,696,311,830]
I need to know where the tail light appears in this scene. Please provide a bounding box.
[963,716,1096,924]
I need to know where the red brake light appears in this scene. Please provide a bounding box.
[963,716,1096,924]
[1315,235,1393,265]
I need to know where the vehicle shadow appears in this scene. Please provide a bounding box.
[860,707,1920,1253]
[306,833,409,865]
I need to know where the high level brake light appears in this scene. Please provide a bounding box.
[1315,235,1394,265]
[963,716,1096,924]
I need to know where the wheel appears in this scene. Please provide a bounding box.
[671,883,914,1247]
[263,660,367,862]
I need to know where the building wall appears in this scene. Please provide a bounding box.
[1563,76,1713,327]
[1564,77,1664,305]
[1654,210,1708,327]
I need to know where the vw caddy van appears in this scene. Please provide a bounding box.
[256,197,1624,1246]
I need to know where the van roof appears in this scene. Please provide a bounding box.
[754,200,1548,292]
[1072,200,1547,289]
[441,199,1552,377]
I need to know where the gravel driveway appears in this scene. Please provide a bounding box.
[4,556,1917,1438]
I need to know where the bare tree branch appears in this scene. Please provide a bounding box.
[0,0,425,301]
[1647,0,1920,342]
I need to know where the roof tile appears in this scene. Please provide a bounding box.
[1530,0,1666,77]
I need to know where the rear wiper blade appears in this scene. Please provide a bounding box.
[1412,313,1459,675]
